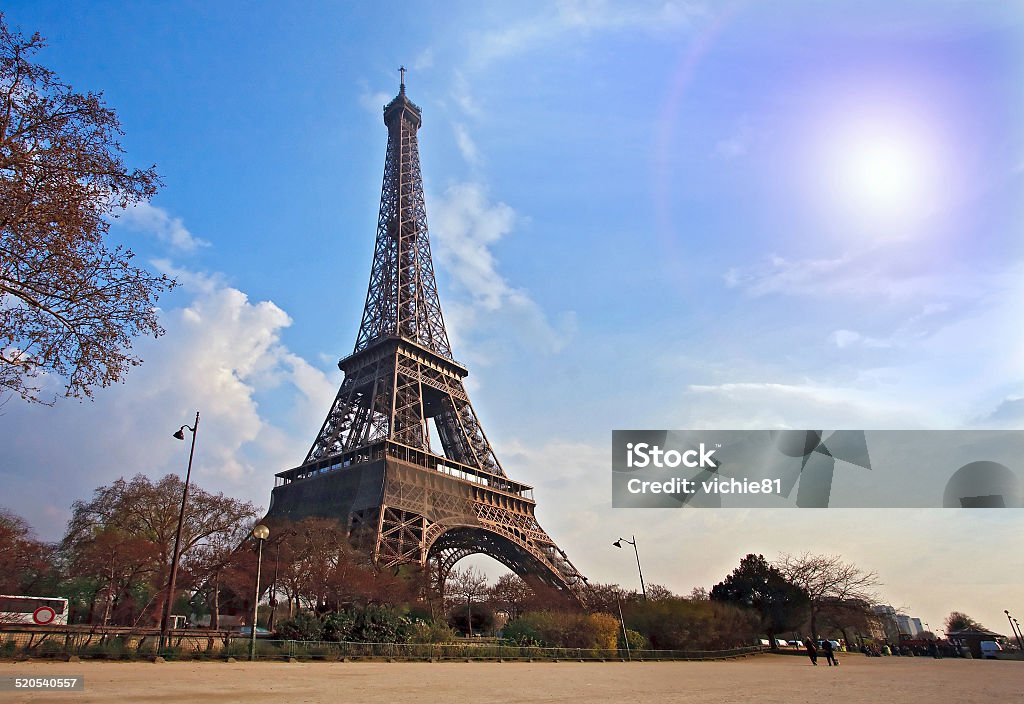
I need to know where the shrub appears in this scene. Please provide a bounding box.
[276,610,324,641]
[409,620,456,643]
[619,628,648,651]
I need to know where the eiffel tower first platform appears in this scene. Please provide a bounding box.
[265,74,586,602]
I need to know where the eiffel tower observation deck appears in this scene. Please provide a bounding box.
[266,71,586,602]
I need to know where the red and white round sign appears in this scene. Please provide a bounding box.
[32,606,56,625]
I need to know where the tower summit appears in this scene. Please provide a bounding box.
[266,74,585,601]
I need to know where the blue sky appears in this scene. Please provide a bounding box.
[2,1,1023,634]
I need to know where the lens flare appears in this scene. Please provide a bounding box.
[824,114,942,228]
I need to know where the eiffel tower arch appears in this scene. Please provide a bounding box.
[265,74,586,603]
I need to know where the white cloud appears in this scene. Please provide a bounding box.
[430,182,575,355]
[451,71,481,118]
[684,381,938,429]
[1,266,335,540]
[467,0,705,68]
[830,329,892,349]
[116,202,210,252]
[452,123,480,166]
[724,253,951,300]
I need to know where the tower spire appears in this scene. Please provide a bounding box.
[398,65,406,92]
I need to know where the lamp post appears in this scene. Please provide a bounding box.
[617,597,631,661]
[160,411,200,653]
[1006,610,1024,650]
[613,536,647,601]
[250,524,270,661]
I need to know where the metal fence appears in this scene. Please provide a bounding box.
[0,628,764,662]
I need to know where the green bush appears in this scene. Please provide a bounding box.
[409,620,455,644]
[322,612,355,642]
[502,619,543,646]
[276,611,324,641]
[503,611,619,650]
[624,598,760,651]
[619,628,647,651]
[349,605,413,643]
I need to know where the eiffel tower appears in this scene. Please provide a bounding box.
[266,72,586,602]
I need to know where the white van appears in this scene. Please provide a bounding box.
[980,641,1002,659]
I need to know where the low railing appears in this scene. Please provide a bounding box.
[0,627,764,662]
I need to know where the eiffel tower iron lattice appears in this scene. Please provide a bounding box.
[265,75,586,602]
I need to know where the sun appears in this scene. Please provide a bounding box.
[834,123,930,218]
[805,101,950,237]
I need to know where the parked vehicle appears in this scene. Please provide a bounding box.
[0,595,69,625]
[980,641,1003,659]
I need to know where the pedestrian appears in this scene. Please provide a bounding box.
[823,639,838,666]
[805,638,818,665]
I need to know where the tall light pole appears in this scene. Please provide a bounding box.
[617,597,631,661]
[1006,610,1024,650]
[161,411,200,653]
[613,536,647,601]
[250,524,270,662]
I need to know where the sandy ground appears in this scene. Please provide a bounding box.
[0,653,1020,704]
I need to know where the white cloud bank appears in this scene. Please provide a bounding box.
[1,260,335,541]
[429,182,576,356]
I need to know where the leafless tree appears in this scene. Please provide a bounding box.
[0,14,172,404]
[777,552,879,640]
[446,566,489,637]
[489,572,531,620]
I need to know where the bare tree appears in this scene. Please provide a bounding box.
[0,15,173,404]
[446,566,489,637]
[489,572,531,621]
[777,552,879,640]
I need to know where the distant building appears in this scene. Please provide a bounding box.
[896,614,921,636]
[872,606,926,640]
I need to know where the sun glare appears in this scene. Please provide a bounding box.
[801,95,953,239]
[837,125,929,215]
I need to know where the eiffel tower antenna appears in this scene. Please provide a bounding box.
[265,79,586,602]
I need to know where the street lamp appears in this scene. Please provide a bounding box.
[613,535,647,601]
[160,411,200,653]
[250,524,270,662]
[1005,610,1024,650]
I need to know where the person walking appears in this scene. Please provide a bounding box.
[805,638,818,665]
[823,639,838,666]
